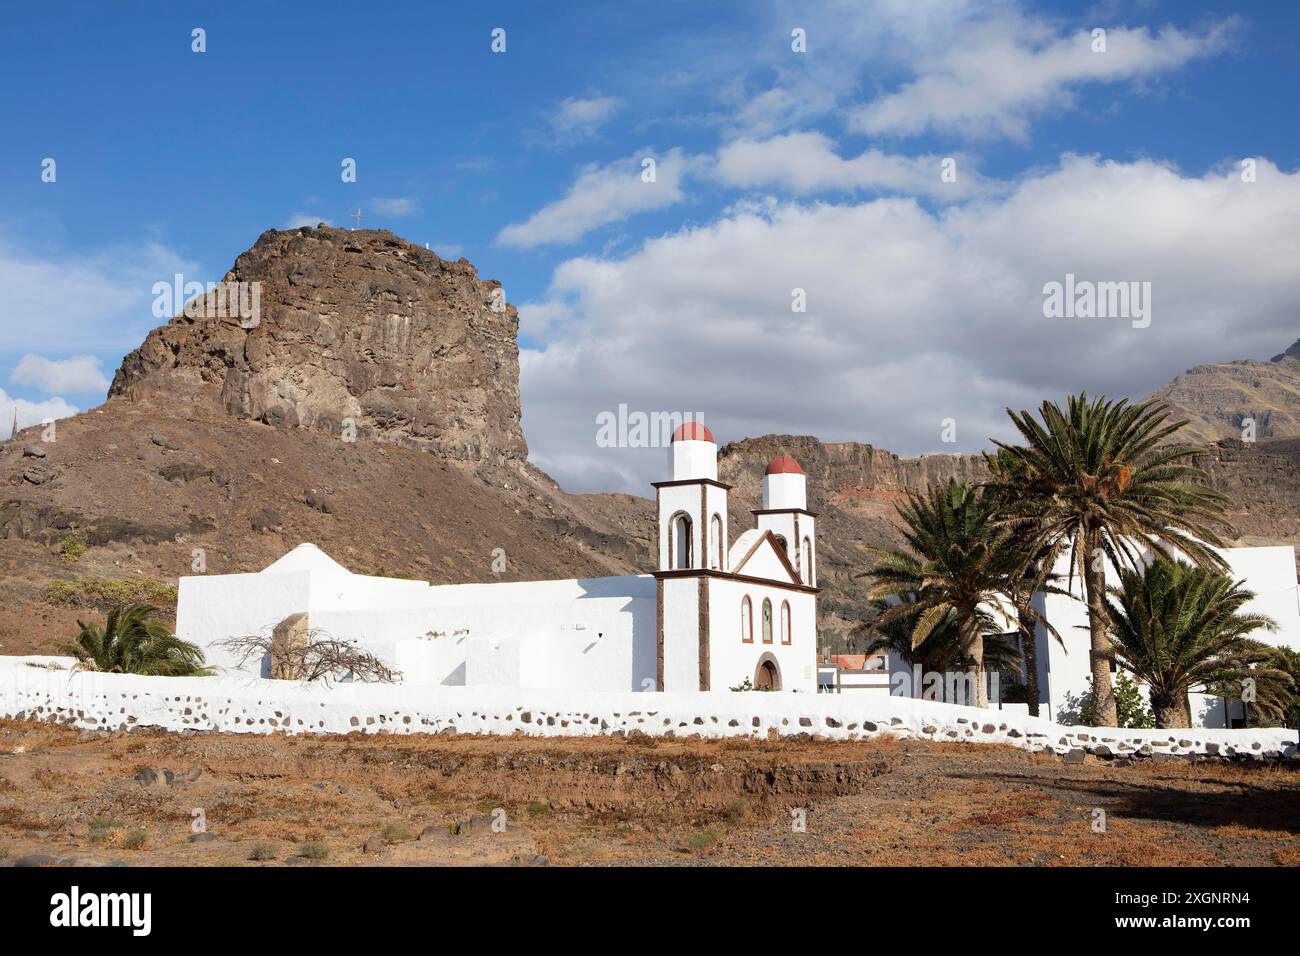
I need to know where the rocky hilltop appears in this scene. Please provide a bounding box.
[2,228,1297,657]
[1143,338,1300,444]
[111,226,527,465]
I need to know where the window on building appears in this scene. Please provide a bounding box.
[741,596,753,643]
[711,514,723,570]
[762,598,773,643]
[780,601,791,644]
[672,514,692,569]
[801,537,813,583]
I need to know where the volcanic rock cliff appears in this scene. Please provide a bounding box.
[110,226,528,465]
[2,226,1297,659]
[1144,338,1300,444]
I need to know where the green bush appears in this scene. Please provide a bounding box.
[58,536,88,563]
[381,821,415,843]
[300,842,329,860]
[685,828,722,852]
[46,577,178,609]
[248,842,277,861]
[1067,673,1155,728]
[88,818,124,843]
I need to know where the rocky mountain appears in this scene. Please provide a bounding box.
[111,227,527,464]
[2,226,1297,657]
[1143,338,1300,444]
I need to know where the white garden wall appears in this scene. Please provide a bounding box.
[0,657,1293,760]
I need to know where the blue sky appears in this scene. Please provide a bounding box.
[3,0,1299,491]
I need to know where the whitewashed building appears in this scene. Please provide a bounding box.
[177,423,820,693]
[1031,543,1300,728]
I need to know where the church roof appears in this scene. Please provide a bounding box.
[261,543,353,578]
[671,421,714,443]
[728,529,802,585]
[765,455,804,475]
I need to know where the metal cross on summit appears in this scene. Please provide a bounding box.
[352,208,363,230]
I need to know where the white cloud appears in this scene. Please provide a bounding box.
[712,0,995,137]
[714,132,989,199]
[0,386,79,435]
[0,236,198,354]
[496,149,696,248]
[371,197,421,218]
[284,213,330,228]
[520,156,1300,493]
[11,354,110,395]
[551,94,622,138]
[851,19,1239,140]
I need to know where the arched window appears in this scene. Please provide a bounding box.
[710,514,724,570]
[780,601,791,645]
[762,598,773,644]
[802,537,813,584]
[672,514,692,569]
[774,534,787,553]
[741,596,753,643]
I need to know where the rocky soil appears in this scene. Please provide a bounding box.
[1,721,1296,867]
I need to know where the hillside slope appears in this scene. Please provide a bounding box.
[1144,338,1300,444]
[2,226,1296,656]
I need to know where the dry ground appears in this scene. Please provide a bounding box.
[1,720,1297,867]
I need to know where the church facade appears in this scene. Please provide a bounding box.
[177,423,820,693]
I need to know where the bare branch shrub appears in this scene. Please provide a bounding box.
[215,628,400,684]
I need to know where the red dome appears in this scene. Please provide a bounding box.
[765,455,804,475]
[671,421,715,443]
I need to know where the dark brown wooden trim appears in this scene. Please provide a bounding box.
[652,478,733,491]
[699,484,707,571]
[754,651,782,691]
[665,509,694,570]
[655,577,665,691]
[697,576,710,691]
[655,486,662,570]
[652,568,820,595]
[732,529,802,586]
[750,508,818,518]
[793,512,801,582]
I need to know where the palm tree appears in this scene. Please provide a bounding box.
[863,479,1046,707]
[983,448,1066,717]
[989,393,1233,726]
[861,596,1024,698]
[1102,558,1287,728]
[57,603,209,676]
[1246,645,1300,732]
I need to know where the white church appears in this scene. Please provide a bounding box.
[178,422,821,693]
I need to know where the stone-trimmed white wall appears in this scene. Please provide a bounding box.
[0,658,1294,760]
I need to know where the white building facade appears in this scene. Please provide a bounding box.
[176,423,820,694]
[1031,543,1300,728]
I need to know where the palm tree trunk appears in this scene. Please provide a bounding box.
[1083,528,1118,726]
[1017,604,1040,717]
[961,614,987,708]
[1151,691,1190,729]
